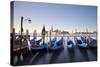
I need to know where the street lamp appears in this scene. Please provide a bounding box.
[20,16,31,60]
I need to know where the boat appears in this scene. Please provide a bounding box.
[67,37,74,48]
[89,38,97,47]
[31,43,47,52]
[27,38,47,52]
[28,25,47,52]
[67,40,74,48]
[75,37,82,45]
[30,38,42,46]
[49,37,64,51]
[56,37,64,46]
[86,35,97,48]
[75,34,88,48]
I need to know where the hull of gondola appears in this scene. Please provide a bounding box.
[31,45,47,52]
[30,38,47,52]
[49,45,63,52]
[77,43,88,49]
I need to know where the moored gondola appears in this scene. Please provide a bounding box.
[86,35,97,48]
[27,25,47,52]
[28,39,47,52]
[75,34,88,48]
[67,37,74,48]
[48,37,64,51]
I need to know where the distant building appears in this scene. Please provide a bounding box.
[61,31,69,34]
[53,29,69,34]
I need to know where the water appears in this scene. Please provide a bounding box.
[14,35,97,66]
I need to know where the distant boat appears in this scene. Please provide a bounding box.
[49,37,64,51]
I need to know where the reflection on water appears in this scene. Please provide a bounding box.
[49,49,63,63]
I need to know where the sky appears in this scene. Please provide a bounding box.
[13,1,97,33]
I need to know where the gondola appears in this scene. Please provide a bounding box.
[27,24,47,52]
[30,38,42,46]
[86,36,97,48]
[57,37,64,46]
[75,35,88,48]
[27,38,47,52]
[31,43,47,52]
[67,37,74,48]
[49,37,64,51]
